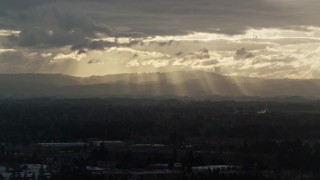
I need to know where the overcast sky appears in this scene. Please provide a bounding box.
[0,0,320,78]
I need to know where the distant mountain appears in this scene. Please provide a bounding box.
[0,71,320,99]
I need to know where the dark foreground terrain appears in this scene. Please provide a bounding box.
[0,98,320,179]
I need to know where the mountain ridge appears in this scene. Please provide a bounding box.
[0,71,320,98]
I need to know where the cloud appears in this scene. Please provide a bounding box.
[2,7,112,50]
[70,38,143,51]
[201,59,219,66]
[126,59,140,67]
[0,30,20,36]
[71,40,115,51]
[234,48,254,60]
[141,60,170,68]
[1,0,320,78]
[175,51,183,56]
[87,59,104,64]
[53,51,86,61]
[0,48,15,53]
[150,40,175,47]
[0,34,319,78]
[181,49,211,61]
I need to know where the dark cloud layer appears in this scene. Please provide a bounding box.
[1,0,320,50]
[3,9,112,49]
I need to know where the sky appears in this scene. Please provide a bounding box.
[0,0,320,78]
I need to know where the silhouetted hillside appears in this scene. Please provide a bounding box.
[0,71,320,98]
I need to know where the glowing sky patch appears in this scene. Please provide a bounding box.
[0,27,320,78]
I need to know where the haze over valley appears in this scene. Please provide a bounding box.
[1,71,320,98]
